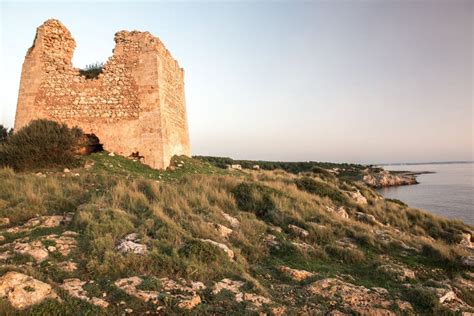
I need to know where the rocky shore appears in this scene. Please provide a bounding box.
[363,170,421,188]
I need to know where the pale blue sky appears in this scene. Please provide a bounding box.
[0,0,472,164]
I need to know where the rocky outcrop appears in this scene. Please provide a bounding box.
[307,278,412,315]
[61,279,109,308]
[200,239,234,259]
[363,171,418,188]
[213,279,272,307]
[279,266,315,281]
[114,276,205,310]
[117,233,147,254]
[0,272,58,309]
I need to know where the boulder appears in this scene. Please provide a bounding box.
[279,266,314,281]
[200,239,234,259]
[0,272,58,309]
[221,212,240,228]
[288,224,309,238]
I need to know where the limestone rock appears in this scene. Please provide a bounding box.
[363,171,417,188]
[288,224,309,239]
[200,239,234,259]
[212,223,233,238]
[326,206,349,219]
[0,272,58,309]
[356,212,383,226]
[221,211,240,228]
[117,240,147,254]
[61,279,109,308]
[0,217,10,227]
[13,240,49,262]
[306,278,402,315]
[279,266,314,281]
[349,190,367,204]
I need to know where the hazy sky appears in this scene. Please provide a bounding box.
[0,1,472,164]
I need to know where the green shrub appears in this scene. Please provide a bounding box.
[295,177,349,205]
[79,62,104,79]
[231,182,277,221]
[325,245,366,263]
[0,125,12,143]
[0,119,84,171]
[179,239,225,262]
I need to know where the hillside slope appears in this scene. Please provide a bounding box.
[0,154,473,315]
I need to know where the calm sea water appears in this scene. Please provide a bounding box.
[378,163,473,226]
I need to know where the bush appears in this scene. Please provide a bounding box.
[0,125,13,143]
[231,182,277,221]
[0,119,84,171]
[79,62,104,79]
[295,177,349,205]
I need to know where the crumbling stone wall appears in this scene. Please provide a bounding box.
[14,19,191,169]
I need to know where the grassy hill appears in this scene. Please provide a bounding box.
[0,153,473,315]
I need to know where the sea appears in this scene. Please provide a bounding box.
[377,162,474,226]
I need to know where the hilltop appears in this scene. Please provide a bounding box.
[0,152,473,315]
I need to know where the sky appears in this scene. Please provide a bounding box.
[0,0,472,164]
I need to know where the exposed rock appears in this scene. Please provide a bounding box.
[460,233,473,250]
[0,217,10,227]
[0,235,5,243]
[61,279,109,308]
[307,278,403,315]
[6,213,73,234]
[200,239,234,259]
[57,260,78,272]
[279,266,314,281]
[117,240,147,254]
[41,232,77,256]
[349,190,367,205]
[265,234,280,249]
[0,272,58,309]
[377,263,416,281]
[326,206,349,219]
[212,223,233,238]
[115,277,159,303]
[221,212,240,228]
[336,237,358,249]
[13,240,49,262]
[288,224,309,238]
[363,171,417,188]
[115,276,204,309]
[356,212,383,226]
[461,256,474,268]
[236,292,272,307]
[212,279,245,295]
[213,278,271,307]
[292,241,315,252]
[177,294,201,310]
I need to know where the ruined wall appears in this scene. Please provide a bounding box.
[14,19,191,169]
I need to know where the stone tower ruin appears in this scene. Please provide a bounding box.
[14,19,191,169]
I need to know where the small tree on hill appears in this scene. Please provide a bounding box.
[0,119,84,171]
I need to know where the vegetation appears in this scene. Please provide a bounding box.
[79,62,104,79]
[0,125,13,143]
[0,119,84,171]
[0,127,472,314]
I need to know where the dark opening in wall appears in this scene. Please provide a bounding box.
[84,133,103,154]
[79,62,104,79]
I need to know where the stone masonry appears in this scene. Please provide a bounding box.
[14,19,191,169]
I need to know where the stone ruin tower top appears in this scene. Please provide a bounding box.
[14,19,191,169]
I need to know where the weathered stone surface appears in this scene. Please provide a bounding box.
[307,278,407,315]
[114,276,204,309]
[13,240,49,262]
[200,239,234,259]
[0,272,58,309]
[6,214,73,234]
[61,278,109,308]
[288,224,309,239]
[349,190,368,205]
[221,212,240,228]
[363,171,417,188]
[15,19,191,169]
[326,206,349,219]
[213,278,271,307]
[0,217,10,227]
[211,223,233,238]
[279,266,314,281]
